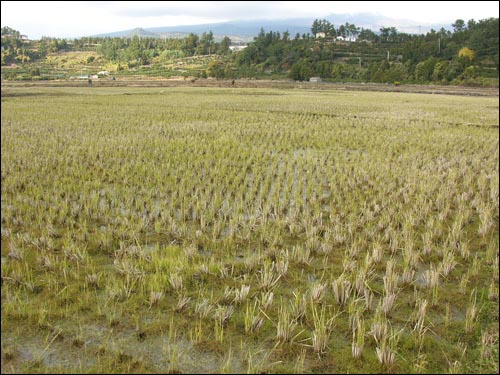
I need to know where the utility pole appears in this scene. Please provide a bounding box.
[438,36,441,53]
[387,50,390,61]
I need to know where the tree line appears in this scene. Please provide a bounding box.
[234,17,498,84]
[1,17,498,85]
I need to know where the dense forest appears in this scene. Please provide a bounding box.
[235,17,498,84]
[1,17,498,85]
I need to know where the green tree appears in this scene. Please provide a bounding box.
[462,65,477,79]
[458,47,475,62]
[331,64,346,80]
[198,31,214,55]
[312,19,334,37]
[311,19,320,35]
[182,33,199,56]
[206,60,225,78]
[219,36,231,55]
[1,26,20,38]
[358,28,378,42]
[432,60,450,81]
[414,57,437,81]
[288,59,313,81]
[452,19,466,32]
[29,67,40,77]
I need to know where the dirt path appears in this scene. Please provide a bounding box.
[2,79,498,97]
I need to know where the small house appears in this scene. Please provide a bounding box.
[315,32,326,38]
[229,45,247,52]
[336,35,357,42]
[309,77,322,83]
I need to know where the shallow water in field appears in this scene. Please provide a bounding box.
[1,86,498,373]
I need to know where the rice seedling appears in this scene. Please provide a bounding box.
[444,303,452,328]
[291,244,313,265]
[352,316,365,359]
[188,319,204,344]
[162,342,185,373]
[375,325,402,368]
[331,274,352,306]
[289,290,308,323]
[243,346,277,374]
[214,304,234,327]
[488,279,498,301]
[370,310,389,345]
[293,348,307,374]
[383,259,400,295]
[348,298,365,330]
[439,249,458,278]
[310,282,328,304]
[420,265,440,304]
[400,265,415,286]
[371,242,384,264]
[219,345,234,374]
[244,300,265,334]
[257,261,281,291]
[355,258,374,295]
[363,286,374,311]
[275,300,300,344]
[414,353,428,374]
[379,292,397,316]
[492,256,499,283]
[411,297,432,350]
[148,291,164,308]
[194,297,214,319]
[457,240,470,260]
[275,256,289,278]
[168,273,184,294]
[233,284,251,305]
[445,345,467,374]
[259,290,274,311]
[469,254,482,277]
[7,242,24,261]
[2,86,497,373]
[108,280,135,302]
[459,272,470,294]
[465,289,479,334]
[219,286,235,304]
[485,241,498,267]
[478,204,495,237]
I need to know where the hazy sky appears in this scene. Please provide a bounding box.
[2,1,498,39]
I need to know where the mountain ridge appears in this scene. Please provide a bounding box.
[89,13,451,41]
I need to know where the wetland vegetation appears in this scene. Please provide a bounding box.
[1,86,498,373]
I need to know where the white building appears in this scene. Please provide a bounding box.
[336,35,358,42]
[229,45,247,52]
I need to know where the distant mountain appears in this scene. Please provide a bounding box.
[332,13,451,34]
[95,27,166,39]
[91,14,452,42]
[149,19,312,41]
[93,20,312,43]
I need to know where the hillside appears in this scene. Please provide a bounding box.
[90,14,451,42]
[1,18,498,86]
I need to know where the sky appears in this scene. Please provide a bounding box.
[1,1,499,39]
